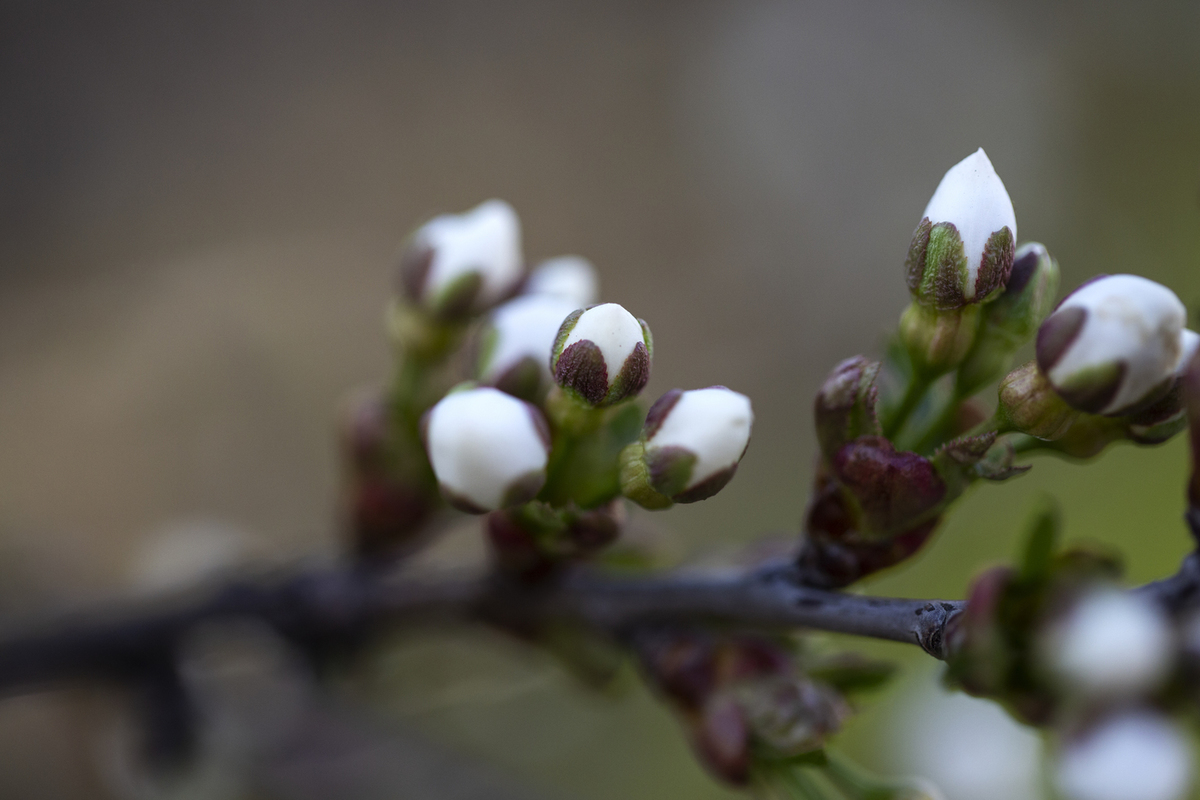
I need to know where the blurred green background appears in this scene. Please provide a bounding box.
[1,1,1199,797]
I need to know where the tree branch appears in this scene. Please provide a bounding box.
[0,551,1195,696]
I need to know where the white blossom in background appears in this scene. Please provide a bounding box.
[526,255,599,306]
[400,199,523,317]
[1055,711,1194,800]
[1036,275,1187,415]
[424,387,550,512]
[477,294,579,398]
[1040,588,1176,697]
[551,302,652,406]
[906,148,1017,308]
[886,668,1042,800]
[641,387,754,502]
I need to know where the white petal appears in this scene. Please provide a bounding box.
[419,200,523,308]
[647,388,753,489]
[1056,712,1193,800]
[562,303,645,377]
[922,148,1016,301]
[1043,589,1175,696]
[1175,328,1200,375]
[426,387,548,510]
[1050,275,1185,413]
[527,256,599,306]
[481,295,579,384]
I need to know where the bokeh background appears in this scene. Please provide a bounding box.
[1,1,1199,797]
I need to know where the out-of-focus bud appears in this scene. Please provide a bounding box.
[398,200,523,319]
[551,303,652,407]
[813,356,881,461]
[997,360,1079,440]
[1039,589,1175,697]
[735,675,847,758]
[905,149,1016,310]
[620,387,753,507]
[1036,274,1187,415]
[1055,711,1194,800]
[476,294,579,400]
[424,387,550,513]
[339,388,435,558]
[525,255,599,306]
[957,242,1060,394]
[1185,344,1200,531]
[899,302,980,378]
[694,692,751,785]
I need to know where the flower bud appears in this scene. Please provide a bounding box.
[899,302,980,378]
[956,242,1060,394]
[525,255,599,306]
[424,387,550,513]
[813,356,881,461]
[398,200,523,319]
[1039,589,1175,697]
[1036,274,1187,415]
[551,303,652,407]
[997,360,1079,440]
[905,149,1016,310]
[476,294,579,400]
[1055,712,1193,800]
[620,387,753,506]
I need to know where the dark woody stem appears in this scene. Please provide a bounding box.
[0,552,1195,696]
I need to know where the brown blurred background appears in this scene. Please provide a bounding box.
[0,1,1199,797]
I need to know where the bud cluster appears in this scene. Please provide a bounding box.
[945,508,1199,800]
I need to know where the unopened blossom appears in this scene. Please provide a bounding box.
[1037,274,1187,415]
[624,387,753,505]
[1041,588,1175,696]
[424,387,550,512]
[399,199,523,318]
[477,294,579,399]
[526,255,598,306]
[1055,711,1194,800]
[905,148,1017,309]
[551,302,652,406]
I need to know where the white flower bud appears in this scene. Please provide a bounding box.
[477,294,579,399]
[424,387,550,513]
[399,200,523,318]
[905,149,1017,309]
[526,256,599,306]
[1041,589,1175,696]
[627,387,753,504]
[1037,275,1187,415]
[551,303,652,407]
[1055,711,1193,800]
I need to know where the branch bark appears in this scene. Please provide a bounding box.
[0,551,1194,696]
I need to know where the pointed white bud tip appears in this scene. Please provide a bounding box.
[400,200,523,318]
[551,302,652,406]
[1037,275,1187,415]
[642,387,753,502]
[1055,711,1193,800]
[477,294,579,399]
[526,256,599,306]
[1041,588,1175,696]
[424,387,550,513]
[907,149,1017,308]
